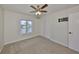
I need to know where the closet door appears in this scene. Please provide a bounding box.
[69,13,79,52]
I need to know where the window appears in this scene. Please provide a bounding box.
[20,20,32,34]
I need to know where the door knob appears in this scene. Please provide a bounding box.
[69,32,72,34]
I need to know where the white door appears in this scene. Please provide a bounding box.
[69,13,79,52]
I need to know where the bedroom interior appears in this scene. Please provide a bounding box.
[0,4,79,54]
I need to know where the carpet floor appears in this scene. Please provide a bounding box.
[1,36,79,54]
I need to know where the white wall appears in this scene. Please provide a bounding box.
[1,5,79,51]
[0,7,4,51]
[4,10,41,45]
[41,6,79,47]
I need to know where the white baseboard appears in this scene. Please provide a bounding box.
[41,35,68,47]
[4,34,68,47]
[4,34,40,45]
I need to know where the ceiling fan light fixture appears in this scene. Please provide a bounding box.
[35,11,42,15]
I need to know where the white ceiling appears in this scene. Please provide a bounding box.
[1,4,79,15]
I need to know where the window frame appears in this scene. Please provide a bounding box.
[19,19,32,35]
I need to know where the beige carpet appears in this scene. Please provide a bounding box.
[1,36,79,54]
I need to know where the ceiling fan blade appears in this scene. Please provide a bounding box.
[40,10,47,12]
[41,4,48,9]
[30,5,36,10]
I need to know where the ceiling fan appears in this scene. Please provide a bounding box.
[30,4,48,15]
